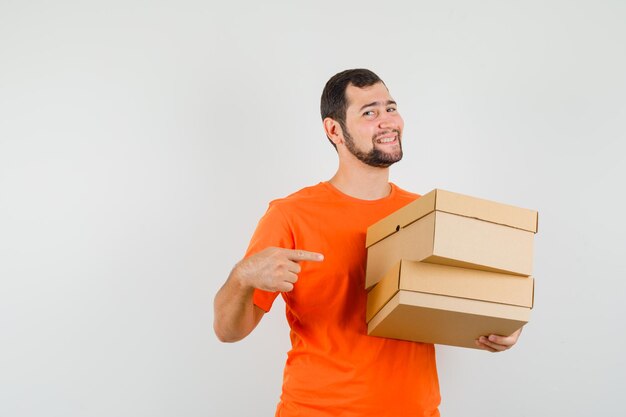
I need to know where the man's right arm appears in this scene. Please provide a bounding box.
[213,247,324,343]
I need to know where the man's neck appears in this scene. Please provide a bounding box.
[328,162,391,201]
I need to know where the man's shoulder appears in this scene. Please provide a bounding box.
[268,182,329,209]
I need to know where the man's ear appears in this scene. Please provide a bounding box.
[323,117,343,146]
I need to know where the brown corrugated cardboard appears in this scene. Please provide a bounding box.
[366,189,538,247]
[366,260,534,322]
[365,189,538,289]
[367,291,530,349]
[366,260,533,349]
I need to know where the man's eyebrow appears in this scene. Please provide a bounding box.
[358,100,397,112]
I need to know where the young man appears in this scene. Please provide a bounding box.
[213,69,521,416]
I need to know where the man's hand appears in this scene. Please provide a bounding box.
[214,247,324,342]
[234,247,324,293]
[474,327,523,353]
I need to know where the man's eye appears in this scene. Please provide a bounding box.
[363,110,375,116]
[387,107,397,112]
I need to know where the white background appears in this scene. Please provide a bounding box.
[1,1,625,416]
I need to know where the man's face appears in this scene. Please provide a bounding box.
[341,82,404,168]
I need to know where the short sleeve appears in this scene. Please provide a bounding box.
[244,201,294,312]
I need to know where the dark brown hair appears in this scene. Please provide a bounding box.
[320,69,384,149]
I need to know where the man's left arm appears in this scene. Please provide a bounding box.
[474,327,523,353]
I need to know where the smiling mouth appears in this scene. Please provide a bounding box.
[375,135,398,144]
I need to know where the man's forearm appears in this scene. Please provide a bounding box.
[213,268,262,343]
[214,247,320,342]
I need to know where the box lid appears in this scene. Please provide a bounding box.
[398,260,535,307]
[366,189,538,248]
[366,260,534,322]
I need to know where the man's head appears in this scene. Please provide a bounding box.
[321,69,403,168]
[320,69,383,141]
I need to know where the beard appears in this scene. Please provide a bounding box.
[342,127,403,168]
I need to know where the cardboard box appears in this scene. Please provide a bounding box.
[365,189,538,289]
[366,260,533,349]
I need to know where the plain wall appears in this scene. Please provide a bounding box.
[1,1,625,416]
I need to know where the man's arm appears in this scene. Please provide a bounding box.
[212,265,265,343]
[213,247,324,343]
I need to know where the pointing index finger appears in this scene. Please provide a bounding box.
[287,249,324,262]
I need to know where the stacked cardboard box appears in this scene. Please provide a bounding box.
[365,189,538,349]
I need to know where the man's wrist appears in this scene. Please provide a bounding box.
[230,260,256,293]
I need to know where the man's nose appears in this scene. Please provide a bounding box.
[379,113,401,130]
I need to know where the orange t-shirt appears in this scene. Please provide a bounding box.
[247,182,440,417]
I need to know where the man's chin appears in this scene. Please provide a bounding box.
[366,153,403,168]
[378,150,403,165]
[384,156,403,167]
